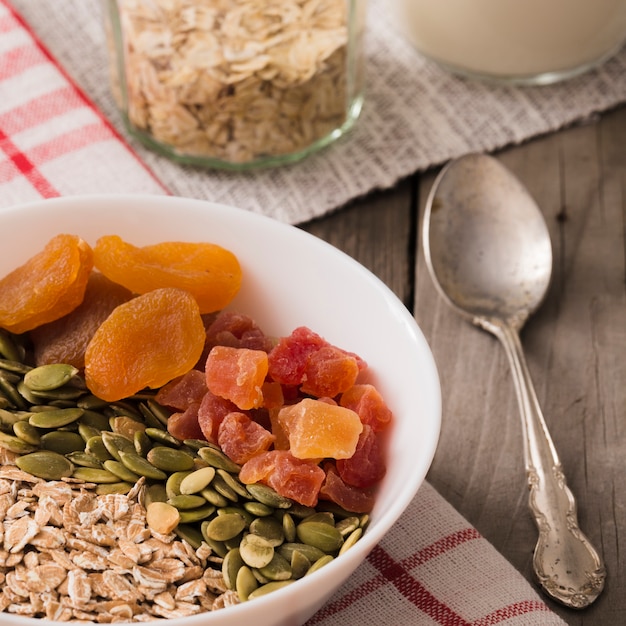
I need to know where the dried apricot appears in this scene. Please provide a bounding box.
[205,346,268,410]
[0,234,93,334]
[30,271,133,369]
[93,235,242,314]
[84,287,205,402]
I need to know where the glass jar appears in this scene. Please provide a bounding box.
[102,0,366,169]
[393,0,626,85]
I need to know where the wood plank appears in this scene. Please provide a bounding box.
[416,105,626,625]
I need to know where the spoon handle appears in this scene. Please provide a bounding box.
[487,319,606,608]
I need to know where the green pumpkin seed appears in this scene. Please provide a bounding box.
[118,450,167,480]
[65,451,103,469]
[306,554,334,576]
[183,438,210,451]
[249,516,284,547]
[177,504,217,524]
[107,401,142,420]
[103,459,142,482]
[303,512,335,525]
[0,359,29,375]
[197,446,241,473]
[145,427,179,447]
[216,468,250,499]
[235,565,258,601]
[16,381,39,404]
[40,430,85,454]
[134,430,152,456]
[280,512,297,543]
[145,483,168,506]
[96,482,133,495]
[251,569,270,584]
[0,329,26,362]
[175,524,204,549]
[23,364,79,392]
[0,408,30,427]
[222,548,244,590]
[200,524,228,558]
[137,403,165,429]
[29,407,83,429]
[239,534,274,569]
[146,446,195,472]
[211,472,239,502]
[168,494,207,510]
[290,549,311,579]
[179,466,216,494]
[78,423,101,443]
[78,410,111,430]
[12,420,41,445]
[165,471,192,499]
[206,513,247,541]
[72,467,120,484]
[218,506,254,526]
[278,543,325,564]
[339,527,363,556]
[282,502,317,519]
[77,394,109,411]
[16,450,74,480]
[296,521,344,554]
[244,501,273,517]
[200,486,229,508]
[247,580,294,600]
[0,373,28,409]
[246,483,293,509]
[85,435,115,462]
[257,551,292,581]
[101,431,135,461]
[336,516,361,537]
[28,384,84,401]
[359,514,370,529]
[0,431,37,454]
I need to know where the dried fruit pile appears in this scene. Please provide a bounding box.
[0,233,393,615]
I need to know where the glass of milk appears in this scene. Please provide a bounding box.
[395,0,626,84]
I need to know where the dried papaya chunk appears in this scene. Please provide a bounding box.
[84,287,205,402]
[31,271,133,369]
[0,234,93,334]
[93,235,242,314]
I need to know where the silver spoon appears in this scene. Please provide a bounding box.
[423,153,606,609]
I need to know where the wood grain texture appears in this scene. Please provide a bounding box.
[301,104,626,625]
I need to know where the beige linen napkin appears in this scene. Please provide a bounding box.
[7,0,626,224]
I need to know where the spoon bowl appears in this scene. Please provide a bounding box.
[423,153,606,609]
[424,153,552,325]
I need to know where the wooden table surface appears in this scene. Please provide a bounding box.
[301,104,626,626]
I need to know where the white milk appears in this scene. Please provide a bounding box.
[396,0,626,83]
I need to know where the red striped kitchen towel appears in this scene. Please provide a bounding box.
[0,0,167,207]
[0,3,568,624]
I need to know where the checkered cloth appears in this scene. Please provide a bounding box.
[0,2,570,623]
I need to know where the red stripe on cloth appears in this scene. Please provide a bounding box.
[28,122,115,165]
[0,86,84,135]
[0,41,46,80]
[368,545,471,626]
[471,600,553,626]
[2,0,170,194]
[0,127,59,198]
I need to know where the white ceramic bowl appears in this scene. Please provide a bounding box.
[0,195,441,626]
